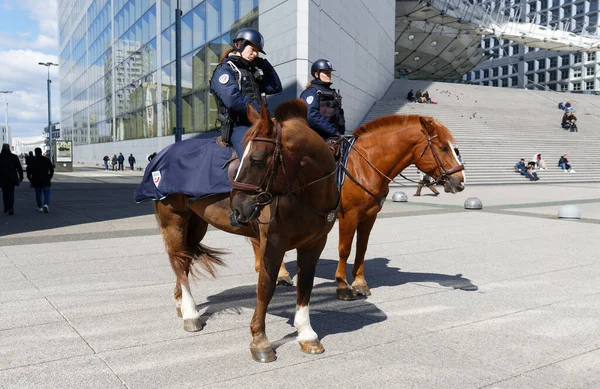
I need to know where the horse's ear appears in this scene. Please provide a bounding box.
[260,103,274,136]
[419,116,436,135]
[247,103,260,124]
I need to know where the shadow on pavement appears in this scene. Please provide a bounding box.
[0,173,154,237]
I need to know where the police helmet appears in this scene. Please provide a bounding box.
[232,28,266,54]
[311,59,336,78]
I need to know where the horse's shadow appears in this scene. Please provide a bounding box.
[195,257,477,349]
[313,257,479,292]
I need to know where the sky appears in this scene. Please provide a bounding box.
[0,0,60,138]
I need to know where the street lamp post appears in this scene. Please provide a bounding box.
[0,91,12,144]
[174,0,183,142]
[38,62,58,163]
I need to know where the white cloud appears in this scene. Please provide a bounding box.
[0,50,60,137]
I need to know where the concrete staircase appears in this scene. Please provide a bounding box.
[362,79,600,185]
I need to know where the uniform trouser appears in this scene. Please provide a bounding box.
[231,125,250,158]
[2,184,15,212]
[415,181,439,196]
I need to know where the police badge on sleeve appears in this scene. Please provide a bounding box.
[306,96,314,104]
[218,74,229,84]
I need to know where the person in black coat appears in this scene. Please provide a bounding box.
[0,143,24,215]
[128,154,136,171]
[27,147,54,213]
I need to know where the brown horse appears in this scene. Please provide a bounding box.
[256,114,465,299]
[154,99,338,363]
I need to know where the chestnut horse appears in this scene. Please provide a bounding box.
[257,115,465,299]
[154,99,338,363]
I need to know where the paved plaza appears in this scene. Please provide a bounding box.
[1,167,599,388]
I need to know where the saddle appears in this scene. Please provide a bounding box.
[217,136,241,182]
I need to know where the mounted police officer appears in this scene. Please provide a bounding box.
[300,59,345,140]
[209,28,282,158]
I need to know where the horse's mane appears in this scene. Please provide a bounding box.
[353,114,455,144]
[273,99,308,124]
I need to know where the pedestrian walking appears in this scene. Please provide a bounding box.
[128,154,136,171]
[27,148,54,213]
[0,143,24,215]
[103,154,109,170]
[111,154,118,171]
[117,152,125,171]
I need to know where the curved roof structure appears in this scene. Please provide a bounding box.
[395,0,600,80]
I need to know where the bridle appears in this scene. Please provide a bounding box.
[230,122,338,224]
[415,131,464,185]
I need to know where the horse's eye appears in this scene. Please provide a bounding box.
[251,158,265,167]
[440,146,448,152]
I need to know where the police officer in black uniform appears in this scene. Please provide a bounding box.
[209,28,282,158]
[300,59,345,140]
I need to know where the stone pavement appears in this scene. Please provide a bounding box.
[1,167,599,388]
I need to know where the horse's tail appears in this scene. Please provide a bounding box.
[155,197,226,280]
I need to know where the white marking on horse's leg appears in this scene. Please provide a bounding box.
[294,305,318,341]
[180,282,201,320]
[234,141,253,181]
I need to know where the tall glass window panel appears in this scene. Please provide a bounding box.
[163,100,173,135]
[193,47,207,90]
[161,64,173,101]
[180,0,192,14]
[149,5,157,41]
[221,0,238,32]
[239,0,258,20]
[182,11,193,55]
[182,53,193,93]
[135,19,143,49]
[193,3,206,48]
[142,10,150,44]
[192,90,207,132]
[182,94,193,133]
[161,28,172,65]
[207,0,221,41]
[161,0,172,31]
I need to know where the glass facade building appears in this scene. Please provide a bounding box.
[465,0,600,92]
[58,0,259,146]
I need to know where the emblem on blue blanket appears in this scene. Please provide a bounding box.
[152,171,162,188]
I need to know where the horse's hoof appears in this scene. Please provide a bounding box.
[183,318,203,332]
[277,275,294,286]
[299,340,325,355]
[336,288,356,301]
[352,285,372,296]
[176,306,182,318]
[250,347,277,363]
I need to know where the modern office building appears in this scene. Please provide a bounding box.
[58,0,395,163]
[465,0,600,91]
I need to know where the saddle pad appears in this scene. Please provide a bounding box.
[336,136,356,190]
[134,138,232,203]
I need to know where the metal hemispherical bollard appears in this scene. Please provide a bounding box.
[558,205,581,220]
[392,191,408,202]
[464,197,483,210]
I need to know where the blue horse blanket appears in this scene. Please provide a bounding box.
[134,138,232,203]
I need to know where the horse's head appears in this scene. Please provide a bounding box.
[414,117,465,193]
[229,99,329,226]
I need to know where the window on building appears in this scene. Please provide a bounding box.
[561,84,569,91]
[573,83,582,91]
[502,78,508,87]
[586,81,595,90]
[588,52,596,62]
[591,0,599,12]
[511,76,519,87]
[587,67,595,76]
[466,73,472,81]
[550,57,557,67]
[474,71,480,80]
[492,80,499,87]
[512,45,519,55]
[538,59,546,69]
[561,69,569,79]
[549,71,557,81]
[483,69,490,78]
[502,65,509,75]
[527,60,535,71]
[493,68,499,77]
[538,72,546,82]
[527,74,534,83]
[573,69,582,78]
[561,54,570,66]
[574,53,582,64]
